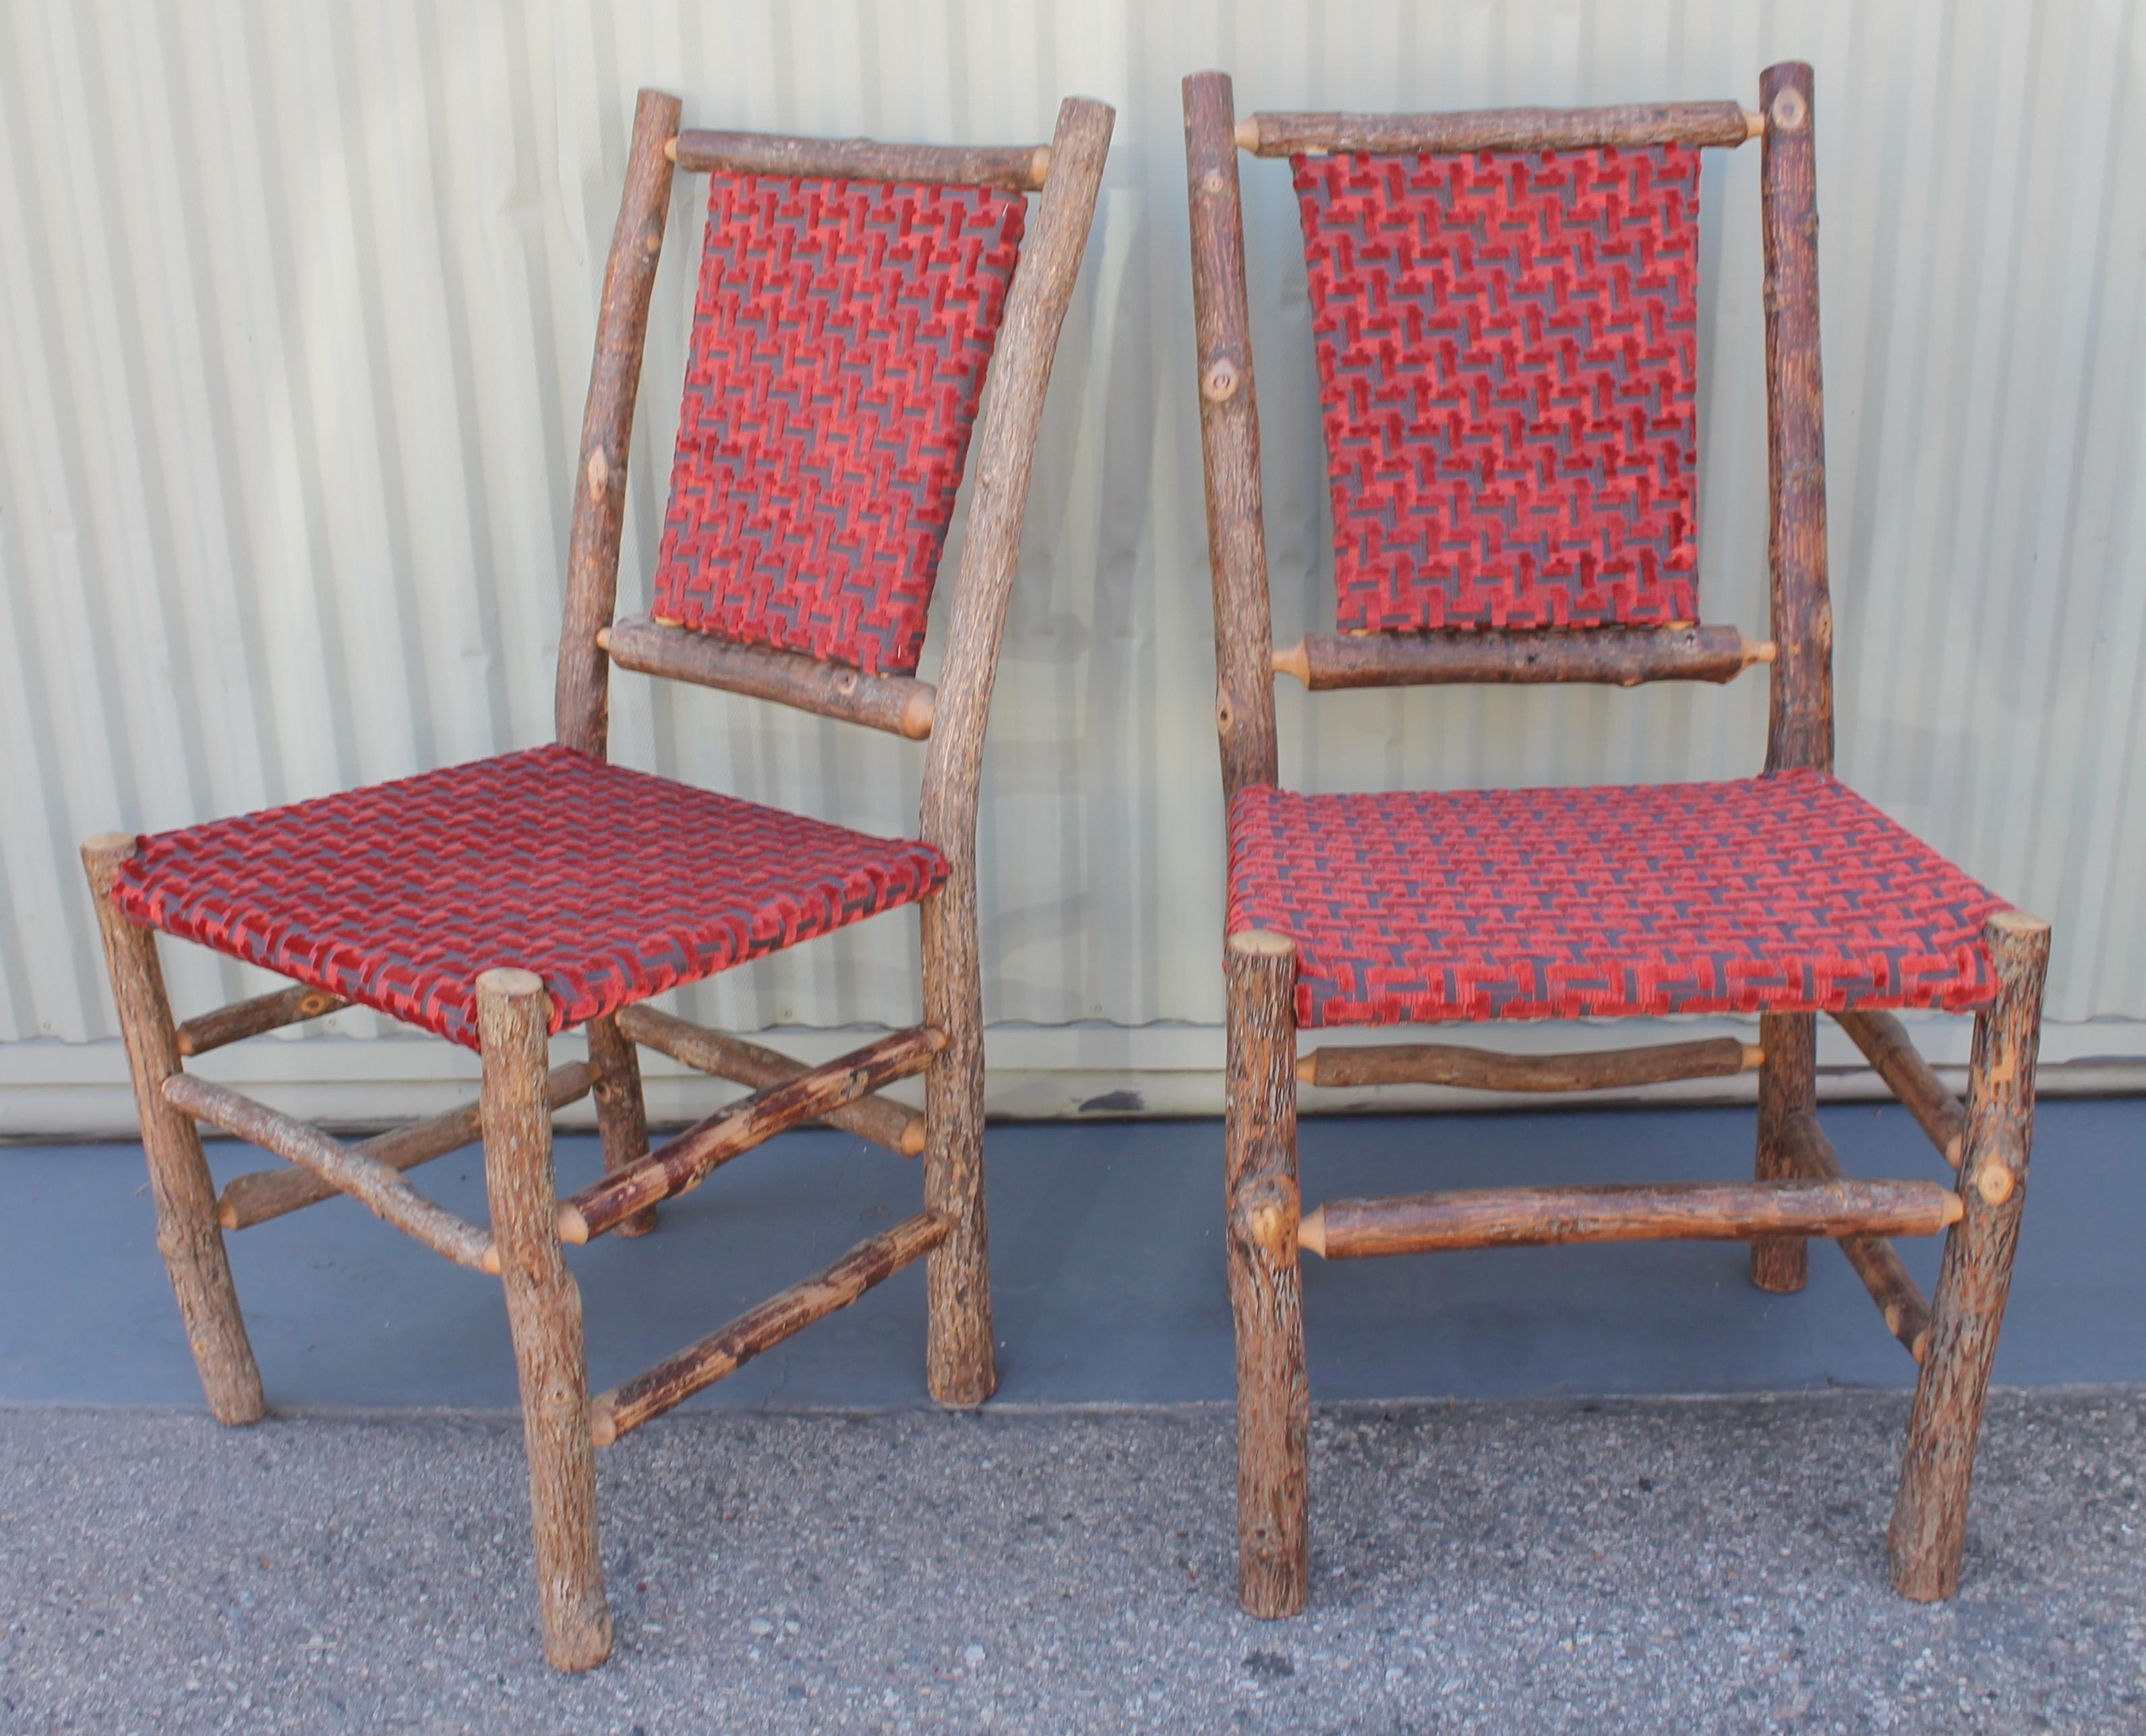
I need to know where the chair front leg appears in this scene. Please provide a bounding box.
[1226,930,1308,1619]
[1751,1009,1814,1292]
[1889,911,2050,1600]
[478,969,611,1671]
[81,835,264,1425]
[585,1013,655,1236]
[920,882,996,1407]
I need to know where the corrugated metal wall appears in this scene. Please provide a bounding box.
[5,1,2145,1109]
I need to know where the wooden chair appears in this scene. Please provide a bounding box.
[81,87,1112,1671]
[1183,64,2049,1618]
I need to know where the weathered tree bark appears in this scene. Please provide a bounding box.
[1298,1035,1760,1093]
[1752,1010,1816,1292]
[672,130,1050,191]
[1224,929,1309,1619]
[560,1026,945,1243]
[916,96,1114,1409]
[81,835,264,1426]
[165,1075,497,1271]
[585,1014,655,1237]
[1185,71,1280,809]
[1779,1110,1934,1360]
[555,88,680,759]
[1890,911,2051,1601]
[591,1210,949,1446]
[1240,100,1756,157]
[175,984,346,1056]
[217,1064,591,1230]
[1302,1178,1960,1260]
[615,1003,924,1156]
[478,969,609,1673]
[1273,626,1770,690]
[601,618,936,739]
[1833,1009,1967,1168]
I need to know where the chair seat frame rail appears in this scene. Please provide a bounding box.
[1183,63,2050,1619]
[82,87,1113,1673]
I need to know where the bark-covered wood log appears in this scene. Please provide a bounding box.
[591,1210,949,1446]
[916,96,1113,1409]
[1272,626,1771,690]
[175,984,346,1057]
[1224,928,1309,1620]
[585,1014,655,1237]
[1298,1035,1760,1093]
[1299,1178,1961,1260]
[1186,72,1280,808]
[1240,100,1756,157]
[1759,62,1834,776]
[672,130,1050,191]
[477,969,610,1673]
[1890,910,2051,1601]
[218,1062,592,1231]
[614,1003,924,1156]
[602,617,936,739]
[164,1074,498,1271]
[81,835,264,1427]
[559,1026,947,1243]
[1752,1010,1816,1292]
[1833,1009,1967,1168]
[1779,1110,1934,1360]
[555,88,680,759]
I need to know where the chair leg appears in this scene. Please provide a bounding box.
[920,885,996,1407]
[585,1013,655,1236]
[1226,930,1308,1619]
[478,969,611,1672]
[80,835,264,1426]
[1751,1010,1814,1292]
[1889,911,2050,1600]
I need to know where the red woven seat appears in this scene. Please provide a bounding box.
[1227,770,2002,1029]
[111,744,947,1049]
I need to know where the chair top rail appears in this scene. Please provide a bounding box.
[1239,100,1760,158]
[669,128,1052,191]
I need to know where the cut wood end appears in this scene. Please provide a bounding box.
[1743,107,1765,140]
[81,831,140,871]
[1942,1191,1968,1225]
[662,136,678,163]
[1746,637,1779,666]
[585,448,609,495]
[589,1394,619,1449]
[594,625,612,652]
[1740,1043,1766,1071]
[1234,117,1260,152]
[1909,1328,1930,1364]
[216,1196,240,1230]
[475,967,545,1001]
[1294,1055,1317,1083]
[920,1025,952,1054]
[1298,1205,1327,1258]
[897,1115,926,1158]
[1976,1164,2015,1207]
[480,1241,500,1276]
[1201,358,1241,402]
[1228,928,1296,959]
[556,1202,591,1245]
[1986,908,2052,940]
[1272,640,1311,685]
[900,687,936,740]
[1768,88,1808,132]
[1030,145,1053,184]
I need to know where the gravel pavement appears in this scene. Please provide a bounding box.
[3,1390,2141,1734]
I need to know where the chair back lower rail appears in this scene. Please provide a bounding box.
[1276,627,1772,690]
[601,617,936,739]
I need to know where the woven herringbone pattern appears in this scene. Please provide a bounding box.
[649,174,1025,676]
[112,746,948,1049]
[1227,771,2003,1029]
[1294,146,1702,634]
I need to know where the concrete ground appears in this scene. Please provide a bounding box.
[5,1101,2144,1732]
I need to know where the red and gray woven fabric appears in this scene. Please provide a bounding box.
[1294,146,1701,634]
[112,745,947,1049]
[650,174,1025,676]
[1227,771,2003,1029]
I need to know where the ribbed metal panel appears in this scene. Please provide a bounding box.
[4,2,2141,1089]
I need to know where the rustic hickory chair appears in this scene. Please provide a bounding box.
[1183,63,2050,1618]
[82,88,1112,1671]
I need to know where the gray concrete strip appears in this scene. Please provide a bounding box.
[1,1392,2141,1734]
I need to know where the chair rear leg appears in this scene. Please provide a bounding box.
[1226,930,1308,1618]
[920,887,996,1407]
[586,1013,655,1236]
[1889,911,2050,1600]
[478,969,611,1672]
[1751,1010,1814,1292]
[81,835,264,1425]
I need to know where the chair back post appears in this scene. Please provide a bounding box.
[1758,60,1834,775]
[1184,71,1280,808]
[556,87,683,760]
